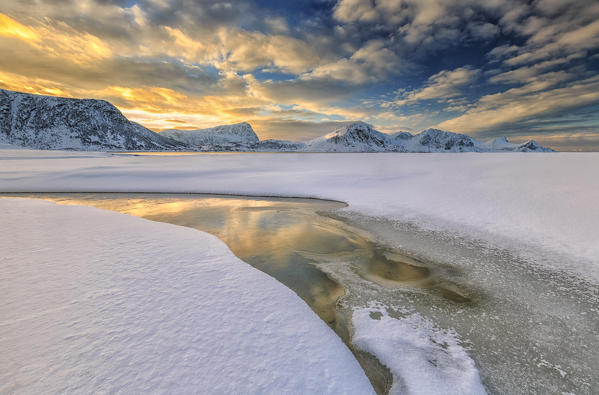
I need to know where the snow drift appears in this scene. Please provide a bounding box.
[0,198,374,394]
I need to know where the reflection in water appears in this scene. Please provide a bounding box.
[358,249,430,284]
[6,193,596,395]
[23,193,451,327]
[13,193,466,395]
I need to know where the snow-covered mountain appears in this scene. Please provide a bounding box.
[401,128,480,152]
[303,122,389,152]
[293,122,554,153]
[0,89,554,153]
[0,89,185,151]
[254,139,307,151]
[486,136,554,152]
[160,122,259,150]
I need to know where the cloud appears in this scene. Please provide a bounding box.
[332,0,505,51]
[223,31,321,74]
[0,13,40,42]
[304,40,401,84]
[245,74,355,107]
[0,13,112,64]
[467,21,499,40]
[264,17,289,34]
[1,0,599,146]
[394,67,480,105]
[437,75,599,134]
[495,1,599,67]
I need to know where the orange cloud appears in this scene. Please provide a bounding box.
[0,13,111,64]
[0,13,40,42]
[0,70,72,97]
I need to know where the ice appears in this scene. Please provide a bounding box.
[0,150,597,281]
[2,148,598,393]
[352,305,486,395]
[0,198,374,394]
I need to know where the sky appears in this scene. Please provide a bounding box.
[1,0,598,150]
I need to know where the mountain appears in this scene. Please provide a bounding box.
[402,128,480,152]
[293,122,554,153]
[254,139,307,151]
[515,140,554,152]
[486,136,554,152]
[0,89,555,153]
[160,122,259,150]
[0,89,185,151]
[487,136,513,150]
[303,122,390,152]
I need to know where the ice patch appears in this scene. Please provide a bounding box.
[352,304,486,395]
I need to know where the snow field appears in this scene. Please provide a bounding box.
[0,198,374,394]
[1,150,597,281]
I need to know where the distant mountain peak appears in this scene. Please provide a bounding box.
[160,122,259,147]
[305,122,389,152]
[300,123,554,153]
[517,139,554,152]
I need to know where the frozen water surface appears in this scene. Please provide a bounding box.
[10,193,597,394]
[336,211,598,394]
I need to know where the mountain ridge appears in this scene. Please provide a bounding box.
[162,121,554,152]
[0,89,185,151]
[0,90,554,152]
[160,122,259,150]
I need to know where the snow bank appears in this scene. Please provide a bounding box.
[0,198,373,394]
[0,150,597,281]
[353,305,486,395]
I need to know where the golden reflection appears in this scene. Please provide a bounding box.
[21,194,465,326]
[30,194,352,324]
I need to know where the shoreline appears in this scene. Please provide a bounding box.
[2,192,597,393]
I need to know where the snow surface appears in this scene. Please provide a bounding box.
[0,149,596,281]
[3,149,596,394]
[352,305,486,395]
[0,198,374,394]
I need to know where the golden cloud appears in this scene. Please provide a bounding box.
[0,13,40,42]
[0,13,112,64]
